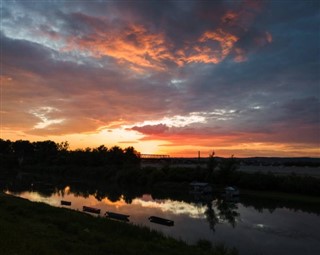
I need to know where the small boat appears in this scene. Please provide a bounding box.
[105,211,130,221]
[83,206,101,214]
[61,200,71,206]
[148,216,174,226]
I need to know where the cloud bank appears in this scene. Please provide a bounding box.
[1,0,319,156]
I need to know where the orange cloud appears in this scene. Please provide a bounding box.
[63,21,243,70]
[66,23,174,71]
[234,47,247,62]
[56,0,270,73]
[200,29,238,56]
[221,11,239,25]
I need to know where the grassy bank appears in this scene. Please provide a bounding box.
[0,192,237,255]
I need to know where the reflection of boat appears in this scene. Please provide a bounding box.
[61,200,71,206]
[224,186,240,197]
[105,211,130,221]
[149,216,174,226]
[83,206,101,214]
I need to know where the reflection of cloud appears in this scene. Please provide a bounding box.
[7,191,60,207]
[132,198,206,218]
[252,223,309,239]
[8,190,206,218]
[101,196,128,209]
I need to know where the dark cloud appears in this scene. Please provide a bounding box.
[131,124,169,135]
[279,97,320,125]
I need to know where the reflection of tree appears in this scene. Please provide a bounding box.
[216,199,239,228]
[123,196,132,204]
[205,198,240,231]
[204,201,219,231]
[94,190,106,201]
[33,184,56,198]
[107,190,122,202]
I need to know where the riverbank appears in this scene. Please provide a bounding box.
[0,192,237,255]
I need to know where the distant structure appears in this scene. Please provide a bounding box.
[140,154,170,159]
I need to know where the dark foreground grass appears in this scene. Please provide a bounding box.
[0,192,237,255]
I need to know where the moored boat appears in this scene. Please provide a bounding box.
[61,200,71,206]
[148,216,174,226]
[105,211,130,221]
[83,206,101,214]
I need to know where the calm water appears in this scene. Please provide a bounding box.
[4,185,320,255]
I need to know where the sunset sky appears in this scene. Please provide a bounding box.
[1,0,319,157]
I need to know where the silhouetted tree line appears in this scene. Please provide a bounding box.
[1,139,320,196]
[117,156,320,196]
[0,139,140,170]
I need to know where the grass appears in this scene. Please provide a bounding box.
[0,192,237,255]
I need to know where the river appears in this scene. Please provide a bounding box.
[4,182,320,255]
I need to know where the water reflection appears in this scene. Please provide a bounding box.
[2,179,320,255]
[4,180,240,232]
[205,198,240,231]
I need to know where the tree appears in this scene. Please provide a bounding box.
[57,141,69,152]
[207,150,217,182]
[12,140,34,156]
[95,145,108,154]
[218,155,239,184]
[0,139,13,154]
[33,140,58,163]
[12,140,34,166]
[108,146,124,165]
[124,146,141,166]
